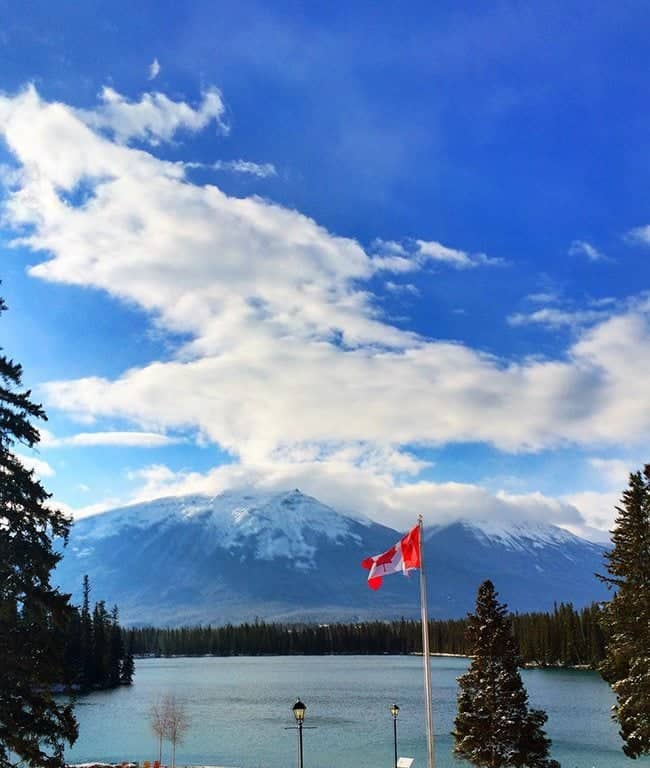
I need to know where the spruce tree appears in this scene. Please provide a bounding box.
[598,465,650,758]
[92,600,108,686]
[0,296,78,767]
[120,646,135,686]
[80,574,94,689]
[453,580,559,768]
[108,605,124,687]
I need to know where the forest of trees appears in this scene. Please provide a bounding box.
[125,601,606,667]
[63,576,134,691]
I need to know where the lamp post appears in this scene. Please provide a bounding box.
[390,703,400,768]
[292,699,306,768]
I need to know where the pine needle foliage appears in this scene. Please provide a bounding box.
[598,465,650,759]
[453,580,559,768]
[0,296,78,767]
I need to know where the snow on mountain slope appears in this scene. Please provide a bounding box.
[56,488,608,626]
[72,489,363,568]
[456,518,585,552]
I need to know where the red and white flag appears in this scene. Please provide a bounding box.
[361,523,421,590]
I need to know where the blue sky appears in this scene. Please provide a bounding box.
[1,1,649,539]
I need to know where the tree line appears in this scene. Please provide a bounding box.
[125,601,606,667]
[62,575,134,691]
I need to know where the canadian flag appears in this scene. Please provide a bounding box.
[361,523,421,590]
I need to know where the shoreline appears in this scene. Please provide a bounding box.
[132,650,595,670]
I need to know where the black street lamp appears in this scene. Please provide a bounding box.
[293,699,306,768]
[285,699,315,768]
[390,703,400,768]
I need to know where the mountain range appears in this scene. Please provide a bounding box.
[54,488,609,626]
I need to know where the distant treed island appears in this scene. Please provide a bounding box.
[124,601,606,668]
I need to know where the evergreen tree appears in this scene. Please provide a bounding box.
[59,578,132,692]
[453,580,559,768]
[92,600,108,686]
[80,574,94,688]
[0,296,78,767]
[108,605,123,687]
[120,636,135,685]
[598,465,650,758]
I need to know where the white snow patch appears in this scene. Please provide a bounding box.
[70,488,361,568]
[460,518,581,552]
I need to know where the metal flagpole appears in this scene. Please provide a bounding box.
[418,514,435,768]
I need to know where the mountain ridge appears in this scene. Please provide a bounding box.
[55,488,608,626]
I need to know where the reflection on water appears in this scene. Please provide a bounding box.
[65,655,649,768]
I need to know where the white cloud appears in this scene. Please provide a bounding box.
[369,239,416,273]
[41,430,181,448]
[40,310,650,460]
[16,453,55,477]
[76,85,227,145]
[559,456,647,541]
[1,84,649,541]
[626,225,650,246]
[526,292,560,304]
[117,458,587,537]
[562,490,618,541]
[55,498,121,520]
[212,160,277,178]
[370,238,504,272]
[568,239,608,262]
[588,457,632,488]
[416,239,504,269]
[148,58,161,81]
[384,281,420,296]
[507,307,608,329]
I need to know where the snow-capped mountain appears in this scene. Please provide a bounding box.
[54,489,609,626]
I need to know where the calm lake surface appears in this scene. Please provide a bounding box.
[66,655,649,768]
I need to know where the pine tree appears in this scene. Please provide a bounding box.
[120,635,135,685]
[598,465,650,758]
[80,574,94,689]
[0,296,78,767]
[453,580,559,768]
[108,605,123,687]
[92,600,108,687]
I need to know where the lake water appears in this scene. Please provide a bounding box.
[65,655,649,768]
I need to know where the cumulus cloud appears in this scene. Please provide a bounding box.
[371,238,504,271]
[562,490,619,541]
[116,458,586,536]
[41,311,650,459]
[1,84,649,539]
[416,239,505,269]
[76,85,227,145]
[559,456,648,541]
